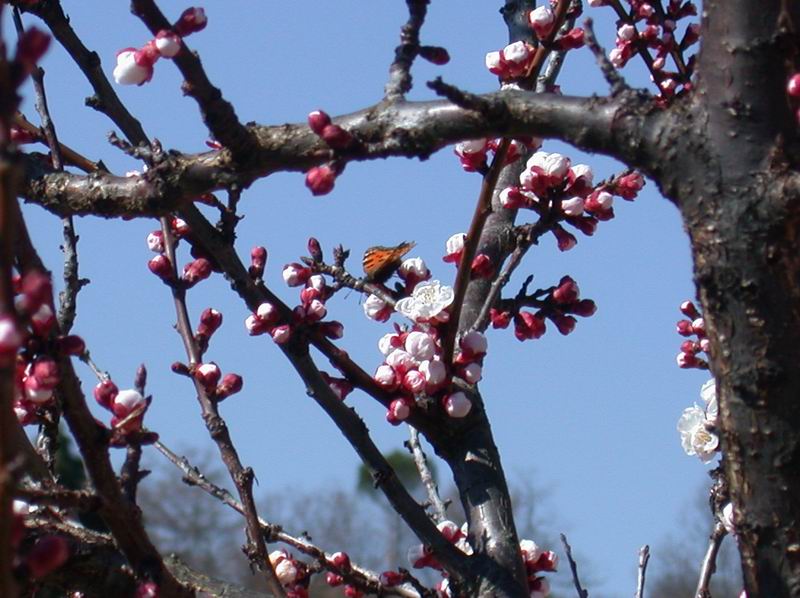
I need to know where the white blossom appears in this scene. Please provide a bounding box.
[395,280,454,323]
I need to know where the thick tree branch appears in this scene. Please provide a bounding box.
[22,90,657,218]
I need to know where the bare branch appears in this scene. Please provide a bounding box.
[695,522,727,598]
[583,18,629,95]
[635,545,650,598]
[560,533,589,598]
[407,427,447,523]
[384,0,430,100]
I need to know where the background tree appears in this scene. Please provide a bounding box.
[1,0,798,597]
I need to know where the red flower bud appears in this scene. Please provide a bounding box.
[470,253,494,279]
[788,73,800,98]
[148,255,173,281]
[173,7,208,36]
[320,124,353,150]
[216,373,243,399]
[26,535,69,578]
[552,276,579,304]
[307,237,323,262]
[182,258,212,287]
[58,335,86,356]
[16,28,51,69]
[307,110,332,135]
[490,308,512,329]
[419,45,450,65]
[305,165,337,196]
[571,299,597,317]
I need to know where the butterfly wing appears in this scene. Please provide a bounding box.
[363,241,415,283]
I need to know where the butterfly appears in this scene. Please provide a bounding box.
[362,241,416,283]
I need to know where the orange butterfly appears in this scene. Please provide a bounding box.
[362,241,416,283]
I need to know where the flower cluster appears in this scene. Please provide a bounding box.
[113,7,207,86]
[677,378,719,462]
[6,271,86,427]
[675,300,709,369]
[591,0,698,100]
[520,539,559,598]
[375,326,485,424]
[499,150,644,251]
[407,520,472,572]
[490,275,597,341]
[454,138,542,173]
[246,249,343,348]
[147,217,217,288]
[485,11,585,81]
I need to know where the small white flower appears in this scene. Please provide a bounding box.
[485,51,502,71]
[617,23,637,41]
[528,6,555,30]
[571,164,594,185]
[609,47,625,68]
[700,378,718,424]
[456,140,488,156]
[594,190,614,209]
[399,257,430,281]
[419,359,446,386]
[114,389,145,412]
[395,280,454,323]
[677,405,719,462]
[502,40,532,64]
[462,362,483,384]
[445,233,466,255]
[113,50,150,86]
[378,332,400,356]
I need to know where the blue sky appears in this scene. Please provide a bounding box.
[13,2,715,595]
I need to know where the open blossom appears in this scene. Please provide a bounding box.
[486,41,536,79]
[677,399,718,462]
[395,280,454,323]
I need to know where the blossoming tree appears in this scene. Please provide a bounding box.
[1,0,799,597]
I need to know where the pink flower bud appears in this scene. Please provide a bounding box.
[585,190,614,213]
[26,535,69,578]
[555,27,585,50]
[553,314,577,335]
[691,317,706,336]
[146,231,165,253]
[305,165,337,196]
[614,172,645,200]
[344,585,363,598]
[443,391,472,418]
[57,334,86,356]
[250,246,267,278]
[194,363,221,390]
[173,7,208,36]
[454,140,488,171]
[529,6,555,39]
[363,294,391,322]
[183,258,212,287]
[245,314,269,335]
[419,359,447,389]
[375,364,398,389]
[112,389,146,418]
[320,124,353,150]
[443,233,466,264]
[148,255,173,281]
[326,572,344,586]
[113,49,153,86]
[271,324,292,344]
[155,30,182,58]
[500,186,536,210]
[307,237,323,261]
[275,559,298,586]
[282,264,311,287]
[461,362,482,383]
[30,358,58,387]
[308,110,332,135]
[197,307,223,338]
[677,351,697,368]
[305,298,327,322]
[489,308,512,329]
[553,226,578,252]
[471,253,494,279]
[676,319,694,336]
[700,338,711,352]
[404,331,436,361]
[94,380,118,410]
[514,311,546,341]
[561,196,585,217]
[331,551,351,570]
[419,45,450,65]
[386,349,417,375]
[553,276,579,304]
[402,369,426,394]
[571,299,597,317]
[216,373,243,399]
[460,331,488,358]
[680,300,700,319]
[387,397,413,424]
[398,257,430,286]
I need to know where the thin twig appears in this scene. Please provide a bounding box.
[560,533,589,598]
[407,427,447,523]
[635,545,650,598]
[15,485,102,511]
[158,216,287,598]
[154,441,431,598]
[384,0,430,100]
[583,18,629,95]
[695,522,727,598]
